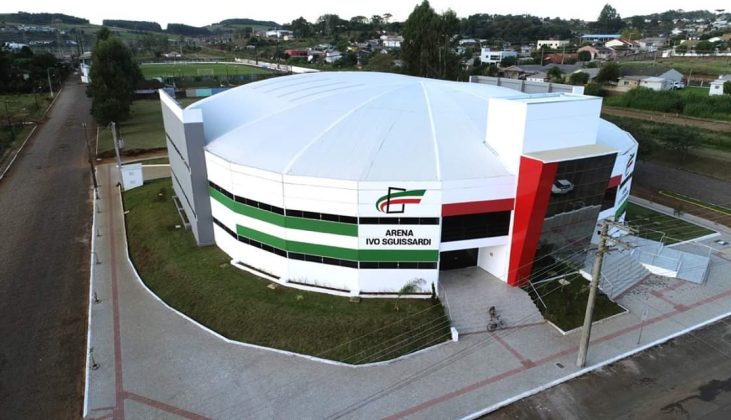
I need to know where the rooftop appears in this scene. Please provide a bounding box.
[190,72,634,182]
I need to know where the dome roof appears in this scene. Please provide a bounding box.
[192,71,634,182]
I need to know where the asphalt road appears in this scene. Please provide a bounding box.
[491,320,731,419]
[0,81,92,418]
[634,160,731,205]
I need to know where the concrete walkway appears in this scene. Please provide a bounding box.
[85,167,731,419]
[440,268,543,334]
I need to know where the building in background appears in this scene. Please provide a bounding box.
[159,72,637,296]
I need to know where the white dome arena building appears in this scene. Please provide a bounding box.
[159,72,637,296]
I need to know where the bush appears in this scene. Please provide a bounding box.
[584,82,603,96]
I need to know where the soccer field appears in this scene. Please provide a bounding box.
[140,63,272,78]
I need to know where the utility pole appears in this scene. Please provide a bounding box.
[576,219,609,368]
[46,68,54,99]
[577,219,635,367]
[83,122,99,199]
[111,122,124,188]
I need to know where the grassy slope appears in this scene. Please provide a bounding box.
[140,63,271,78]
[0,94,53,121]
[124,179,449,363]
[97,97,200,156]
[624,202,714,244]
[626,58,731,77]
[532,273,624,332]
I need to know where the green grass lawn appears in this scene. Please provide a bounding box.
[97,98,201,157]
[140,63,272,79]
[124,178,450,363]
[0,124,34,158]
[1,93,53,121]
[626,58,731,77]
[624,202,714,244]
[529,273,624,331]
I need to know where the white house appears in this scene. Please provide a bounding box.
[265,29,293,39]
[381,35,403,49]
[479,48,517,65]
[324,50,342,64]
[710,75,731,96]
[537,40,569,49]
[617,68,684,91]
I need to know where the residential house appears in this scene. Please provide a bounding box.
[543,53,578,64]
[605,38,638,52]
[581,34,620,43]
[537,40,569,49]
[710,75,731,96]
[381,35,403,49]
[479,48,517,65]
[519,45,534,57]
[577,45,616,61]
[324,50,342,64]
[637,37,668,52]
[617,67,684,91]
[265,29,294,39]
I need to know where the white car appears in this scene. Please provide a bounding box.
[551,179,574,194]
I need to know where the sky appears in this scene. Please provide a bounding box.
[2,0,727,28]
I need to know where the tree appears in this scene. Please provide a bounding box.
[724,81,731,95]
[578,50,592,62]
[89,28,142,126]
[675,44,688,54]
[695,40,714,53]
[402,1,459,79]
[620,27,641,41]
[500,56,517,67]
[394,278,425,311]
[592,4,624,34]
[290,17,312,38]
[547,66,563,82]
[569,71,590,85]
[595,62,620,83]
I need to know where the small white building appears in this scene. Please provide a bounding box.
[537,40,569,49]
[710,75,731,96]
[265,29,293,39]
[381,35,403,49]
[324,50,342,64]
[479,48,517,65]
[639,77,670,91]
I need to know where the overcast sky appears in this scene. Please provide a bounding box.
[3,1,727,27]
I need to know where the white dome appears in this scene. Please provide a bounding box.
[194,72,522,182]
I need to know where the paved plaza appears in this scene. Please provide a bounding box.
[85,164,731,419]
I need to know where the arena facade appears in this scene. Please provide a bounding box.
[160,71,637,296]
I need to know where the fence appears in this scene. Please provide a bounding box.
[469,75,585,94]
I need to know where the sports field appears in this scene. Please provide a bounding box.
[140,62,272,79]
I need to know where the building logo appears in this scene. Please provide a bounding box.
[375,187,426,214]
[625,152,635,177]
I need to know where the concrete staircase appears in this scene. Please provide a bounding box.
[585,251,651,299]
[439,267,544,335]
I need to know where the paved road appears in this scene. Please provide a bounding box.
[634,160,731,206]
[0,82,92,418]
[491,320,731,419]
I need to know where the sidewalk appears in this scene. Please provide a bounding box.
[85,165,731,419]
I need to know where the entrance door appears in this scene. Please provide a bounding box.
[439,248,478,270]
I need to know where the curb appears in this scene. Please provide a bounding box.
[460,309,731,420]
[96,174,452,369]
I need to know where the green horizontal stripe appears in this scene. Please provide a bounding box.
[210,187,358,237]
[288,240,359,260]
[285,217,358,237]
[236,225,287,250]
[234,224,438,262]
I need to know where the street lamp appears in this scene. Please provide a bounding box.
[46,67,54,99]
